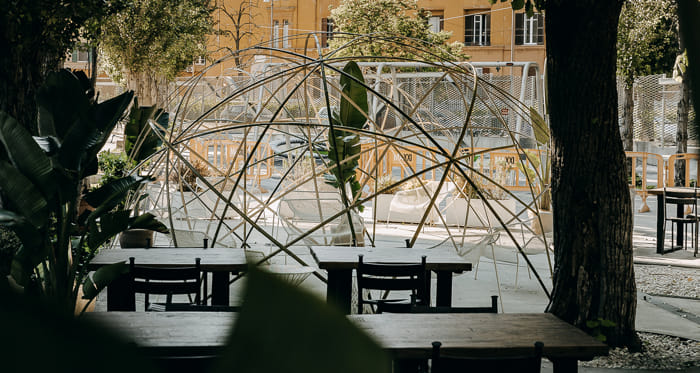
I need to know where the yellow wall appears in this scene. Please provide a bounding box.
[209,0,545,72]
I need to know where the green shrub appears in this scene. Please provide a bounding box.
[97,152,135,187]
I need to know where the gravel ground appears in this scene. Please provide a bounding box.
[581,264,700,370]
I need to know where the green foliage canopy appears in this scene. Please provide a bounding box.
[99,0,214,84]
[617,0,678,87]
[328,0,466,60]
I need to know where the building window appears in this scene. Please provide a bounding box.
[464,12,490,46]
[321,18,334,48]
[194,56,206,66]
[273,20,280,48]
[515,13,544,45]
[71,47,90,63]
[283,20,290,48]
[428,15,443,33]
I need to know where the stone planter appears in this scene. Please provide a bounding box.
[372,194,394,222]
[444,198,516,228]
[119,229,154,248]
[528,209,553,235]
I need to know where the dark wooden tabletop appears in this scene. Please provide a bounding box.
[647,187,700,196]
[310,246,472,272]
[349,313,609,360]
[88,248,248,271]
[84,312,607,362]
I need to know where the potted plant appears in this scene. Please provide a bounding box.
[323,61,368,246]
[0,70,167,315]
[516,108,552,234]
[444,166,517,228]
[373,175,402,222]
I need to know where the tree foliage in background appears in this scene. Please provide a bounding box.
[328,0,466,61]
[99,0,214,107]
[216,0,259,68]
[617,0,678,151]
[0,1,121,135]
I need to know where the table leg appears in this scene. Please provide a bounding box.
[552,358,578,373]
[676,203,684,250]
[656,194,665,254]
[107,274,135,311]
[435,271,452,307]
[327,269,352,314]
[211,271,230,306]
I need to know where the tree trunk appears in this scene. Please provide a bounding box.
[621,84,634,152]
[0,50,44,135]
[126,70,167,108]
[544,0,639,349]
[674,29,689,187]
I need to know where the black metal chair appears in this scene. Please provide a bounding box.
[408,295,498,314]
[356,254,427,314]
[663,188,699,254]
[430,340,544,373]
[129,256,202,312]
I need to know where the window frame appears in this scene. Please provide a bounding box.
[515,13,544,46]
[464,12,491,46]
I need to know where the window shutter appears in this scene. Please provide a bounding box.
[536,14,545,45]
[484,14,491,46]
[71,49,78,62]
[321,18,328,47]
[464,15,474,46]
[515,13,524,45]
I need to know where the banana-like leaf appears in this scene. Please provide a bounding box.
[85,175,148,208]
[87,210,131,251]
[529,107,549,145]
[0,162,49,228]
[0,112,56,199]
[125,99,169,163]
[36,70,91,138]
[337,61,368,129]
[81,261,130,300]
[92,90,135,141]
[214,268,388,373]
[128,213,169,233]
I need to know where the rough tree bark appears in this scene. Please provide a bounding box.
[621,84,634,152]
[126,71,167,108]
[674,30,689,187]
[544,0,639,349]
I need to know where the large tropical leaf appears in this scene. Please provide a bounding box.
[214,268,389,373]
[128,213,169,233]
[124,98,168,163]
[81,261,130,301]
[0,162,48,228]
[84,176,150,223]
[89,90,134,151]
[0,113,56,199]
[337,61,368,129]
[86,210,131,251]
[36,70,91,139]
[529,107,549,145]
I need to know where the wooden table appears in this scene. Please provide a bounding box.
[310,246,472,314]
[350,313,608,373]
[84,312,607,373]
[88,248,247,310]
[647,188,699,254]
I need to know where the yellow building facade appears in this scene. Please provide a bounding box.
[208,0,545,74]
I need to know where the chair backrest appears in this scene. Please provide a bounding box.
[431,340,544,373]
[410,295,498,314]
[356,254,427,314]
[129,257,202,311]
[664,188,698,207]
